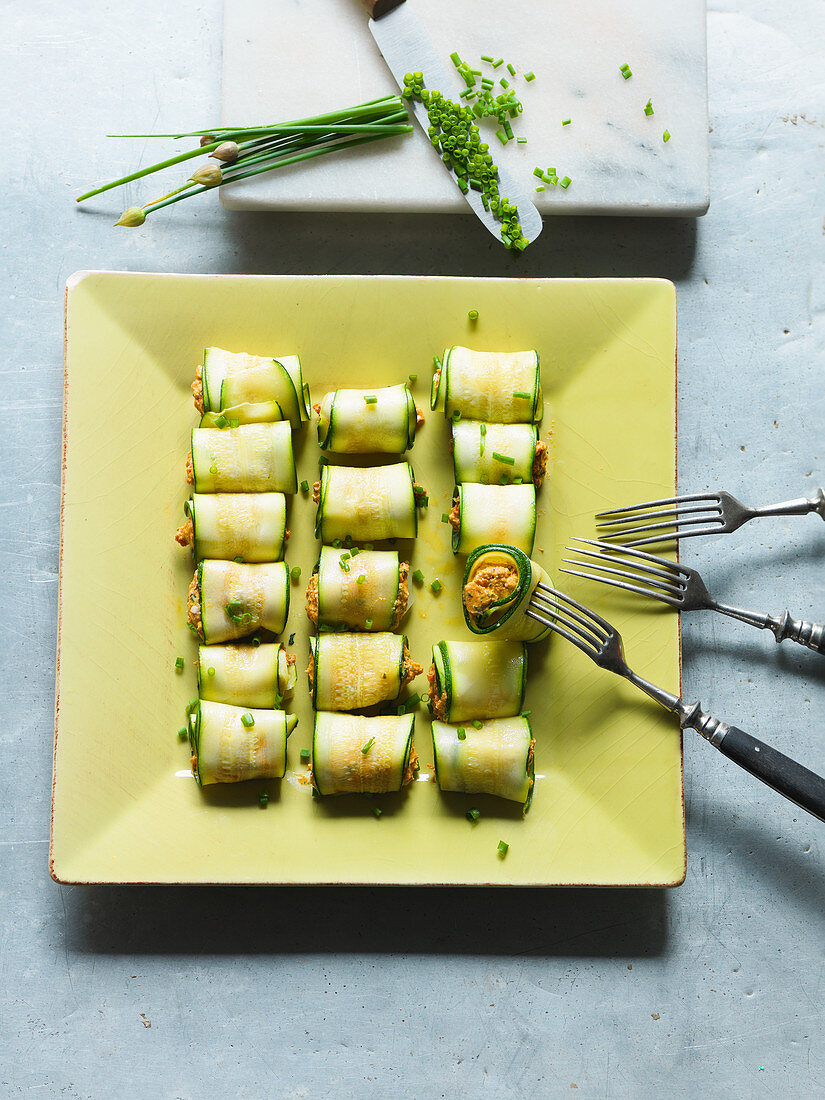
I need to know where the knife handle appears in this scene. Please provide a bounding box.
[359,0,405,17]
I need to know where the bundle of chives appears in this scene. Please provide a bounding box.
[77,95,414,226]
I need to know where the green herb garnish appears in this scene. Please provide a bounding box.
[663,129,671,143]
[619,63,632,79]
[466,807,480,821]
[175,656,185,672]
[361,737,375,754]
[300,748,310,762]
[300,479,309,492]
[430,579,443,593]
[241,712,255,728]
[412,568,424,584]
[373,806,382,818]
[497,840,509,856]
[457,727,466,740]
[177,727,188,740]
[492,451,515,465]
[468,309,479,321]
[644,99,654,116]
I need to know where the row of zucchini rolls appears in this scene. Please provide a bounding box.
[427,347,551,810]
[175,347,309,785]
[306,384,425,797]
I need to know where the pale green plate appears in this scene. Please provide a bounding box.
[52,272,682,886]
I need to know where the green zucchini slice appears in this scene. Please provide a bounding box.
[194,560,289,642]
[311,712,417,795]
[450,483,536,556]
[308,632,418,711]
[190,422,297,494]
[462,544,553,642]
[185,492,287,563]
[317,383,418,453]
[201,347,310,426]
[428,639,527,722]
[431,716,535,806]
[310,547,406,631]
[434,346,542,423]
[315,462,418,543]
[190,700,297,786]
[197,642,296,708]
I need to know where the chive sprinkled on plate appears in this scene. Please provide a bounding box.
[356,574,366,584]
[644,99,654,116]
[363,394,378,405]
[562,118,571,126]
[620,63,632,79]
[472,720,483,730]
[524,71,535,82]
[412,569,424,584]
[497,840,509,856]
[468,309,479,321]
[259,790,269,808]
[441,513,449,524]
[288,632,295,645]
[300,479,309,492]
[560,176,572,189]
[457,727,466,740]
[175,656,185,671]
[214,414,228,429]
[373,806,383,818]
[300,748,310,762]
[522,709,532,717]
[207,666,215,677]
[663,129,671,143]
[467,807,480,822]
[492,451,515,465]
[241,712,255,728]
[408,373,417,382]
[177,727,188,740]
[364,618,373,629]
[361,736,375,754]
[430,579,443,593]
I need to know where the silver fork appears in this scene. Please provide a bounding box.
[596,488,825,546]
[526,584,825,823]
[561,538,825,656]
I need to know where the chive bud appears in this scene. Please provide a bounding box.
[114,206,146,228]
[190,164,223,187]
[210,140,240,164]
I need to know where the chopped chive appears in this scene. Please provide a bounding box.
[480,54,493,63]
[513,391,531,400]
[214,414,228,429]
[620,64,632,79]
[468,309,479,321]
[252,636,261,648]
[361,737,375,754]
[644,99,654,116]
[397,693,420,716]
[562,118,571,126]
[300,479,309,492]
[229,419,239,429]
[441,513,449,524]
[177,727,188,740]
[259,790,269,808]
[524,72,535,82]
[495,129,508,145]
[521,709,532,717]
[449,51,462,66]
[663,129,671,143]
[457,727,466,740]
[408,373,417,382]
[507,63,516,76]
[363,394,378,405]
[233,555,243,563]
[533,166,544,178]
[356,574,366,584]
[451,410,461,421]
[560,176,572,189]
[207,666,215,677]
[288,632,295,645]
[493,58,504,68]
[517,137,528,144]
[430,579,443,593]
[350,547,360,556]
[412,568,424,584]
[499,79,510,90]
[209,464,218,475]
[290,566,301,581]
[466,807,480,821]
[480,422,487,436]
[373,806,382,818]
[364,618,374,629]
[241,712,255,728]
[492,451,515,465]
[332,538,342,548]
[185,698,198,715]
[472,720,483,730]
[497,840,509,856]
[175,656,185,671]
[300,748,310,762]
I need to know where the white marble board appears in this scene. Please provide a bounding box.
[221,0,709,216]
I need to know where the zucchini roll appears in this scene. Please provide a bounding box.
[452,421,547,488]
[198,643,297,708]
[177,493,287,562]
[317,384,419,453]
[195,347,310,427]
[190,700,297,785]
[188,423,297,494]
[462,544,553,642]
[306,547,408,631]
[431,347,542,423]
[311,712,418,795]
[428,640,527,723]
[188,561,289,642]
[431,716,535,805]
[449,483,536,556]
[307,632,422,711]
[314,462,418,543]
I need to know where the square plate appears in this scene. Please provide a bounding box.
[221,0,709,216]
[52,273,683,886]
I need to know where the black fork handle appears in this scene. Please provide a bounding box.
[714,726,825,823]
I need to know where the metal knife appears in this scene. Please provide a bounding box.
[358,0,543,245]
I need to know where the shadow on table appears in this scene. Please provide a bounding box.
[66,884,668,959]
[218,211,698,282]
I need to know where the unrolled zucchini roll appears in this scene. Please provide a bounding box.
[452,421,547,488]
[194,347,310,427]
[188,561,289,642]
[431,347,542,423]
[462,544,553,642]
[190,699,297,785]
[449,483,536,555]
[431,716,534,805]
[311,712,418,795]
[188,423,297,494]
[307,632,422,711]
[176,493,287,562]
[314,462,418,543]
[305,548,408,631]
[428,640,527,723]
[317,384,420,453]
[198,643,297,708]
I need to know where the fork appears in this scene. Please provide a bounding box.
[526,584,825,822]
[596,488,825,546]
[561,538,825,655]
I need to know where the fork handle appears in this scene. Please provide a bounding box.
[713,725,825,823]
[750,487,825,521]
[767,611,825,654]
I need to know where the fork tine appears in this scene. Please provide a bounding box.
[566,540,686,587]
[560,556,683,598]
[621,526,727,548]
[559,566,682,608]
[595,502,722,527]
[534,582,615,635]
[531,590,607,649]
[595,492,720,519]
[525,607,599,658]
[595,515,726,540]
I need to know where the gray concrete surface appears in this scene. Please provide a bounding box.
[3,0,825,1095]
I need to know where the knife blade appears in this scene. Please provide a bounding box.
[360,0,543,246]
